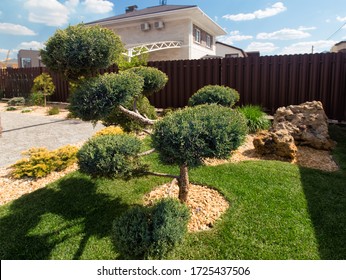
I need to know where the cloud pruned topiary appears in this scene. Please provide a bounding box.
[188,85,240,107]
[152,104,248,167]
[77,134,143,178]
[69,71,144,122]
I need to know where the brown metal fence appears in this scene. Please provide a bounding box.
[1,53,345,121]
[148,53,346,121]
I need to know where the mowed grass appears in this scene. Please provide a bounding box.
[0,125,345,260]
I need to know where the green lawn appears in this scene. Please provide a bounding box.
[0,125,345,260]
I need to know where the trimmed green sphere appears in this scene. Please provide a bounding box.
[152,104,248,166]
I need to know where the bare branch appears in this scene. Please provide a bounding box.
[138,148,156,156]
[142,129,152,135]
[118,105,155,126]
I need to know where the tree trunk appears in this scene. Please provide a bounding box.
[178,163,189,203]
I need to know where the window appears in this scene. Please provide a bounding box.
[21,58,32,68]
[195,28,201,43]
[206,34,212,48]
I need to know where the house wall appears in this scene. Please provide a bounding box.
[109,18,191,61]
[331,42,346,53]
[17,50,43,68]
[102,17,219,61]
[215,43,245,58]
[190,23,215,59]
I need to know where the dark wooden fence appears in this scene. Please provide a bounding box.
[1,53,345,121]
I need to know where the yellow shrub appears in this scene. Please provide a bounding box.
[93,126,124,138]
[11,145,78,179]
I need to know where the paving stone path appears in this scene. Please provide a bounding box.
[0,111,104,167]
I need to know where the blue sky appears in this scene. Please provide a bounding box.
[0,0,346,61]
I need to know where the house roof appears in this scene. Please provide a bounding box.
[88,5,197,24]
[86,4,226,36]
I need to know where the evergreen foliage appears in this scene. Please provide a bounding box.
[188,85,240,107]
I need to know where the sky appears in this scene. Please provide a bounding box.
[0,0,346,61]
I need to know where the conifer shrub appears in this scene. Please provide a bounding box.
[112,199,189,259]
[237,105,271,133]
[92,126,124,138]
[112,205,151,259]
[11,145,78,178]
[77,134,143,178]
[152,104,248,167]
[69,72,144,122]
[149,199,189,259]
[125,66,168,97]
[188,85,240,107]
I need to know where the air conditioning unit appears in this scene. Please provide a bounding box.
[140,22,151,31]
[154,21,165,29]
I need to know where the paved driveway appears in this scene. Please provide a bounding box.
[0,112,104,167]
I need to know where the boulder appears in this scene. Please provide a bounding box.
[253,129,297,160]
[273,101,335,150]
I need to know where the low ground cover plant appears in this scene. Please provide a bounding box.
[7,97,25,106]
[47,106,60,115]
[11,145,78,178]
[92,126,124,138]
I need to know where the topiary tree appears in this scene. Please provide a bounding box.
[30,73,55,106]
[152,104,248,202]
[41,24,124,81]
[188,85,240,107]
[77,134,144,179]
[69,66,167,126]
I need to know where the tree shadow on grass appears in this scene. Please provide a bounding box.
[0,174,129,259]
[300,125,346,259]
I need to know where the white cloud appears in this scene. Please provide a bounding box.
[257,28,311,40]
[218,31,253,45]
[246,42,279,53]
[281,40,337,55]
[298,26,316,31]
[223,2,287,21]
[24,0,69,26]
[0,22,36,35]
[23,0,114,27]
[337,16,346,22]
[83,0,114,14]
[0,49,9,54]
[17,40,44,50]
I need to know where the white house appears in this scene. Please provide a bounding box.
[87,4,228,61]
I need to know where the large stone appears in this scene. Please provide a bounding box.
[273,101,335,150]
[253,129,297,160]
